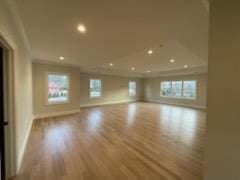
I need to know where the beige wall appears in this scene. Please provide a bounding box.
[205,1,240,179]
[32,63,81,116]
[143,74,207,109]
[0,0,33,174]
[80,73,142,107]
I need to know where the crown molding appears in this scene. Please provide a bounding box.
[80,67,144,78]
[33,58,82,69]
[3,0,31,54]
[143,65,208,78]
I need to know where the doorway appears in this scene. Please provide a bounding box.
[0,37,16,180]
[0,45,7,180]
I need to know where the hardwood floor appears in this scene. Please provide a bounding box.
[16,102,205,180]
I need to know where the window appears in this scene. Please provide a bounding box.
[160,81,171,97]
[160,80,197,99]
[47,74,69,104]
[183,80,197,99]
[171,81,183,98]
[129,81,137,96]
[90,79,102,97]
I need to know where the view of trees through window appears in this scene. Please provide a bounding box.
[48,74,69,103]
[160,81,171,97]
[161,80,196,99]
[129,81,136,96]
[171,81,183,98]
[90,79,101,97]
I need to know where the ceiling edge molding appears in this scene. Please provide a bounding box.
[80,68,144,78]
[4,0,31,54]
[0,25,17,50]
[143,66,208,78]
[33,59,82,69]
[143,71,208,78]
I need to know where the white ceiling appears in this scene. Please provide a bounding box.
[15,0,209,77]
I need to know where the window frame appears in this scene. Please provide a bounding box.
[171,80,183,98]
[160,81,171,97]
[46,72,70,105]
[160,80,197,100]
[129,81,137,97]
[182,80,197,100]
[89,79,102,98]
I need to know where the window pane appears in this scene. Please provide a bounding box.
[129,81,136,96]
[183,89,196,98]
[183,81,196,99]
[183,81,196,90]
[90,79,102,97]
[171,81,182,97]
[160,81,171,97]
[48,74,69,103]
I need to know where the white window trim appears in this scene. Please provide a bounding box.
[46,72,70,105]
[129,81,137,97]
[160,80,197,100]
[89,79,102,98]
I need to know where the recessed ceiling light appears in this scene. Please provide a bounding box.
[147,70,151,73]
[170,59,175,63]
[59,56,64,60]
[148,50,153,55]
[184,65,188,68]
[77,24,87,33]
[109,63,113,66]
[131,67,135,70]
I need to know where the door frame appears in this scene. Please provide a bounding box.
[0,30,17,178]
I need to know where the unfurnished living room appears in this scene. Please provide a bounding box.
[1,0,240,180]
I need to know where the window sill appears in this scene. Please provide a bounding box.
[160,96,197,100]
[46,101,70,105]
[90,96,101,98]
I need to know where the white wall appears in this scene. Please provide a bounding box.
[143,74,207,109]
[80,73,142,107]
[32,63,81,117]
[0,0,33,174]
[205,1,240,179]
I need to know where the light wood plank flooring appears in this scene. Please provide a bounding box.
[16,102,205,180]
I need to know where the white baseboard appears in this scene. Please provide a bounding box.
[33,109,81,119]
[17,116,34,173]
[143,99,206,110]
[80,99,139,108]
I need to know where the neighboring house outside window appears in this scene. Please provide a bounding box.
[47,73,69,104]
